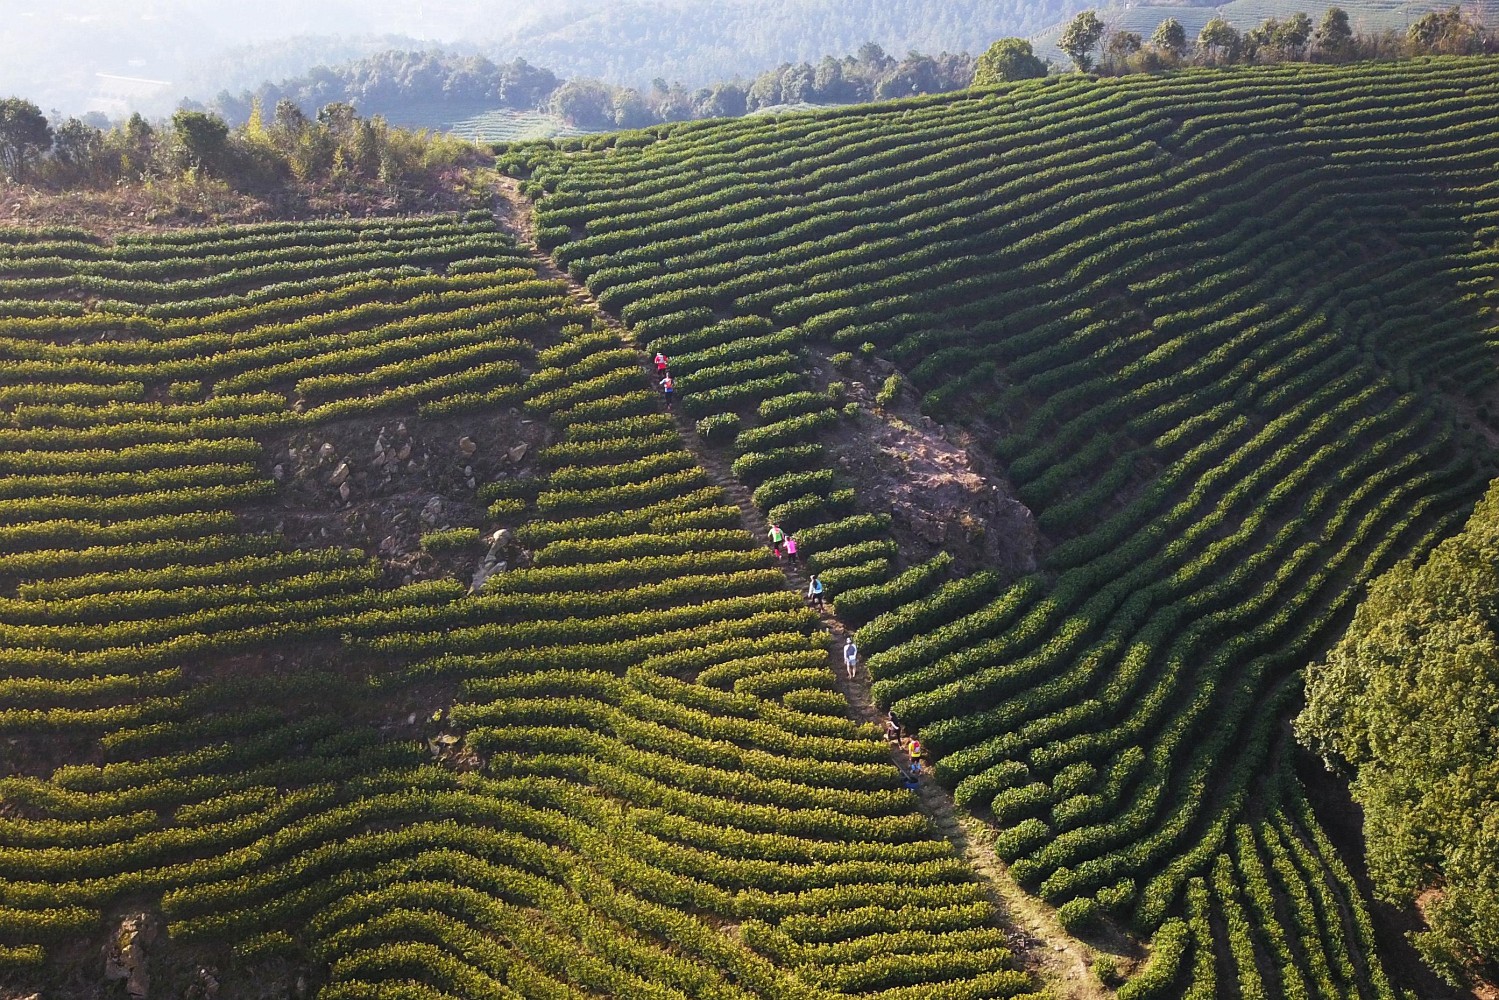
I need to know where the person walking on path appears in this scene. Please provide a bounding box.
[768,523,785,558]
[654,352,669,374]
[807,573,825,610]
[660,374,675,411]
[843,637,859,679]
[784,535,799,562]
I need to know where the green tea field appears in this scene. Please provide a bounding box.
[503,55,1499,997]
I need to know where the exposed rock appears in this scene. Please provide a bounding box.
[396,442,412,461]
[420,495,445,526]
[507,443,528,464]
[458,436,478,456]
[329,462,351,486]
[490,528,513,547]
[338,482,352,503]
[271,464,285,481]
[470,558,507,593]
[103,912,157,999]
[318,442,337,461]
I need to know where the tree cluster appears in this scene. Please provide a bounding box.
[203,52,561,127]
[0,96,474,194]
[1053,5,1497,76]
[550,44,973,129]
[1298,479,1499,990]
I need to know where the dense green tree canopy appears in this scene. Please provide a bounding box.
[1059,10,1105,71]
[1299,480,1499,988]
[1151,17,1188,58]
[973,38,1048,85]
[0,97,52,180]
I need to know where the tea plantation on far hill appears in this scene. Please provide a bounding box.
[502,56,1499,996]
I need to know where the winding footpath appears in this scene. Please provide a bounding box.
[491,177,1114,999]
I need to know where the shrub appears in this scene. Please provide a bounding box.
[420,527,482,553]
[875,374,904,408]
[695,412,741,443]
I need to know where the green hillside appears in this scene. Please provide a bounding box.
[0,217,1034,997]
[505,56,1499,996]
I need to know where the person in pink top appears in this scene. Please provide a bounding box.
[784,536,799,562]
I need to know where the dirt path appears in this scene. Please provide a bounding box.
[490,179,1114,999]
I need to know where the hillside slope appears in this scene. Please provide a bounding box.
[506,56,1499,997]
[0,217,1039,998]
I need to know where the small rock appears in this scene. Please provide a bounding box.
[463,465,473,478]
[372,452,387,468]
[378,535,398,553]
[318,442,337,461]
[329,462,351,486]
[507,443,528,464]
[492,528,512,546]
[407,460,418,471]
[420,496,445,526]
[291,399,306,414]
[407,712,417,724]
[338,482,351,502]
[458,436,478,456]
[271,464,285,481]
[395,422,407,437]
[466,477,477,489]
[397,442,412,461]
[287,447,298,461]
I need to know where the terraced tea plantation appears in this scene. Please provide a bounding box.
[506,56,1499,996]
[0,216,1038,997]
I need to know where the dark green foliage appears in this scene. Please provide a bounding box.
[1299,479,1499,986]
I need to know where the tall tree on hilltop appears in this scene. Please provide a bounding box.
[974,38,1048,84]
[0,98,52,182]
[1151,17,1188,59]
[1313,7,1354,60]
[1059,10,1106,71]
[1197,16,1244,62]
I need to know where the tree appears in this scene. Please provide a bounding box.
[1314,7,1354,59]
[856,42,895,74]
[0,98,52,181]
[1408,6,1483,53]
[1299,479,1499,988]
[50,117,103,181]
[1059,10,1106,71]
[548,80,614,129]
[973,38,1048,85]
[612,88,652,129]
[1276,12,1314,54]
[1151,17,1188,58]
[1103,30,1143,71]
[171,110,229,173]
[1197,17,1244,62]
[693,83,746,119]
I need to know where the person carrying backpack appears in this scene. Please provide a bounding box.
[654,352,669,374]
[843,637,859,679]
[807,573,825,610]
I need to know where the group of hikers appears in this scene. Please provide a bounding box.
[655,352,675,410]
[658,347,926,785]
[880,709,926,787]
